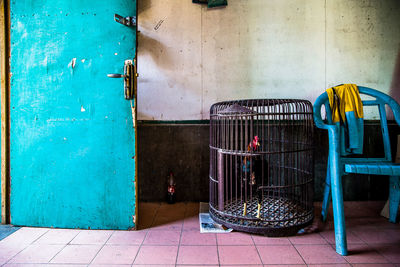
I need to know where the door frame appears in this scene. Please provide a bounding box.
[0,0,10,225]
[134,0,139,227]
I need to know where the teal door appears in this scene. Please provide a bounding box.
[10,1,137,229]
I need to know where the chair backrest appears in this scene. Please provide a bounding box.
[315,86,400,160]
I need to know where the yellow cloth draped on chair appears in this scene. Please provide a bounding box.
[326,84,363,123]
[326,84,364,155]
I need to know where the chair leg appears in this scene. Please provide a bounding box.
[389,176,400,223]
[329,158,347,255]
[321,160,331,222]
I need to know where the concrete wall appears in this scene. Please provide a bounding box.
[136,0,400,202]
[138,0,400,120]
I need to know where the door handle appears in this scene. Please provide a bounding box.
[107,74,125,78]
[107,59,137,100]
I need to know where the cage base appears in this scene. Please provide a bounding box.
[209,196,314,236]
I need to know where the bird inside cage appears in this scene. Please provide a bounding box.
[241,136,269,217]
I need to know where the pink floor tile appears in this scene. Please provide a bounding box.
[182,216,199,231]
[134,245,178,265]
[180,231,216,245]
[1,228,48,246]
[319,229,364,244]
[308,264,351,267]
[155,210,185,222]
[352,264,396,267]
[90,265,131,267]
[149,219,183,231]
[352,229,400,244]
[91,245,139,265]
[343,202,380,218]
[252,234,291,245]
[157,202,186,215]
[0,243,28,265]
[184,202,200,217]
[4,264,87,267]
[295,244,347,264]
[256,245,305,264]
[376,244,400,263]
[347,220,392,233]
[346,217,382,229]
[143,230,180,245]
[218,245,262,265]
[106,230,147,245]
[50,244,102,264]
[177,245,218,265]
[138,217,154,230]
[344,243,390,264]
[289,233,328,245]
[217,232,254,245]
[133,265,174,267]
[364,218,400,229]
[154,212,185,222]
[34,229,81,245]
[139,202,161,210]
[259,265,306,267]
[8,244,64,263]
[70,230,113,245]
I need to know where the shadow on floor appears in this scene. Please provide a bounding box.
[0,225,20,241]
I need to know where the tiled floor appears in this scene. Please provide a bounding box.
[0,201,399,266]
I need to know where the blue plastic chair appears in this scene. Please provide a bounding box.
[313,86,400,256]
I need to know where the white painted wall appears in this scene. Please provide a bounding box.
[138,0,400,120]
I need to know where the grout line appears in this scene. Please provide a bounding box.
[3,227,50,265]
[30,228,51,244]
[175,230,183,266]
[131,229,150,265]
[48,229,82,263]
[250,234,264,265]
[87,230,115,265]
[363,242,397,265]
[131,202,161,265]
[215,227,221,266]
[149,202,162,228]
[175,202,187,266]
[68,228,83,244]
[216,239,221,267]
[313,235,353,266]
[288,235,307,266]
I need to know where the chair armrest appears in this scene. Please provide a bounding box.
[313,92,331,130]
[313,92,341,154]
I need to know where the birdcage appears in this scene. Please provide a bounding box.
[209,99,314,236]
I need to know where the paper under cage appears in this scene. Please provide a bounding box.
[209,99,314,236]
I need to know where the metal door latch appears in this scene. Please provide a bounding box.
[107,59,138,100]
[114,14,136,27]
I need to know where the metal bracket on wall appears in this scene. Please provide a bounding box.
[114,14,136,27]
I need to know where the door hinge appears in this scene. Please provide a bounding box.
[131,106,136,128]
[114,14,136,27]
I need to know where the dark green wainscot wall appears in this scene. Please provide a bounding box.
[138,121,400,202]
